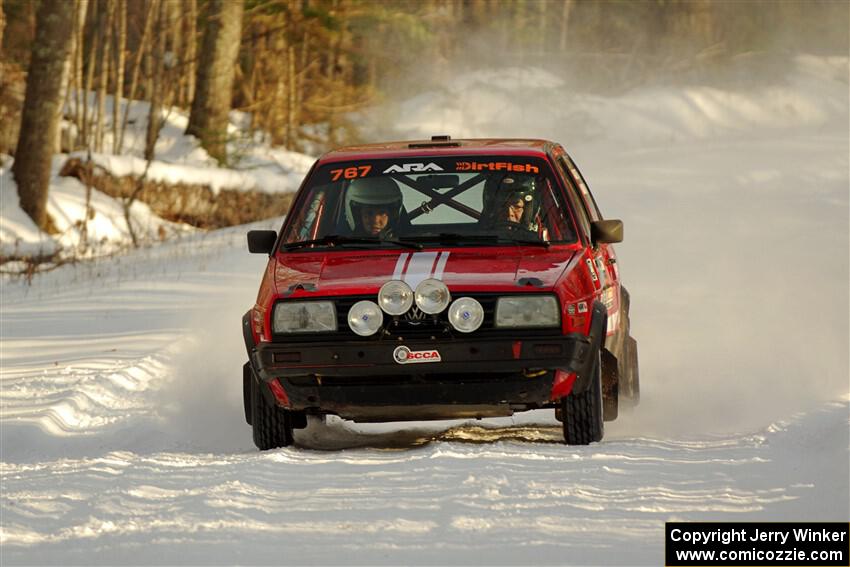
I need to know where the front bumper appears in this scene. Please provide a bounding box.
[249,334,595,420]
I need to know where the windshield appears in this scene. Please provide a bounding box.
[280,156,577,250]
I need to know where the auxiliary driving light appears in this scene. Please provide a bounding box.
[348,300,383,336]
[414,278,451,314]
[448,297,484,333]
[378,280,414,315]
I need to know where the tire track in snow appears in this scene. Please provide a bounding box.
[2,402,845,565]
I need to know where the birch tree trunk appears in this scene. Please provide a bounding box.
[183,0,197,106]
[560,0,574,53]
[12,0,76,230]
[94,0,114,152]
[81,0,100,148]
[118,0,155,154]
[144,0,164,161]
[72,0,89,143]
[185,0,244,164]
[0,0,6,55]
[112,0,126,154]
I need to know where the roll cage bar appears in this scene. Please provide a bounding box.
[388,173,488,221]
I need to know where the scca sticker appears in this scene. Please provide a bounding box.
[393,346,441,364]
[383,163,444,174]
[456,161,539,174]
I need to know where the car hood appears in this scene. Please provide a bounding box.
[274,248,576,295]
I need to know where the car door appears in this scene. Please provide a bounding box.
[555,151,621,337]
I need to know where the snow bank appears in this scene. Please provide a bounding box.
[0,164,59,258]
[0,157,190,259]
[64,94,314,194]
[369,55,849,145]
[1,94,317,260]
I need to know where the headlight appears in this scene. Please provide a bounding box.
[414,279,451,314]
[495,295,560,328]
[378,280,414,315]
[448,297,484,333]
[273,301,337,333]
[348,300,384,336]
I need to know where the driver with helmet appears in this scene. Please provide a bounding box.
[484,175,538,231]
[344,177,405,239]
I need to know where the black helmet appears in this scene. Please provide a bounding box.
[484,174,538,226]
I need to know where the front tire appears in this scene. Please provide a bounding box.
[250,372,294,450]
[562,353,604,445]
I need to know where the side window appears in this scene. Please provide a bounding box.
[283,186,332,244]
[564,156,602,221]
[553,156,592,241]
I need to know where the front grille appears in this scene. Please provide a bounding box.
[272,293,559,342]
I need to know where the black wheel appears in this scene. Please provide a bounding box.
[250,372,294,450]
[621,336,640,407]
[242,363,253,425]
[562,353,604,445]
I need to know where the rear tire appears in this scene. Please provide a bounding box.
[250,372,294,450]
[562,353,604,445]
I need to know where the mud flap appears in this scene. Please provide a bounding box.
[243,362,253,425]
[242,311,255,357]
[571,301,608,395]
[601,347,619,421]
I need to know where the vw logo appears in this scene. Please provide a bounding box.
[404,307,427,322]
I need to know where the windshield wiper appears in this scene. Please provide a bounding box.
[282,234,422,250]
[407,233,500,244]
[407,233,549,247]
[499,237,550,248]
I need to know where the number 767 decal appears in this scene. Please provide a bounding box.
[330,165,372,181]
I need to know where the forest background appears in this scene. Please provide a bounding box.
[0,0,847,238]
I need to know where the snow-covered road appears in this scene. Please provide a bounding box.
[2,57,848,564]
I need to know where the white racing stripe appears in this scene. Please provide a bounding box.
[403,251,439,289]
[391,251,452,287]
[392,253,410,280]
[433,251,450,280]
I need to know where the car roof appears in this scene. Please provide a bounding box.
[318,138,557,164]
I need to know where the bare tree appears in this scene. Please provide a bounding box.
[112,0,126,154]
[117,0,156,154]
[0,0,6,53]
[560,0,574,53]
[186,0,244,164]
[71,0,90,144]
[144,0,164,161]
[94,0,114,152]
[183,0,197,105]
[12,0,77,230]
[81,0,100,148]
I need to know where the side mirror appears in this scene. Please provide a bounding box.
[247,230,277,254]
[590,220,623,244]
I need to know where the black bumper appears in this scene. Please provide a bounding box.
[248,334,590,418]
[242,302,607,421]
[253,335,592,377]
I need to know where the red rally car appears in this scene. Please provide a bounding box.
[242,136,639,450]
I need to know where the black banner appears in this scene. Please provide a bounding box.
[666,522,849,566]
